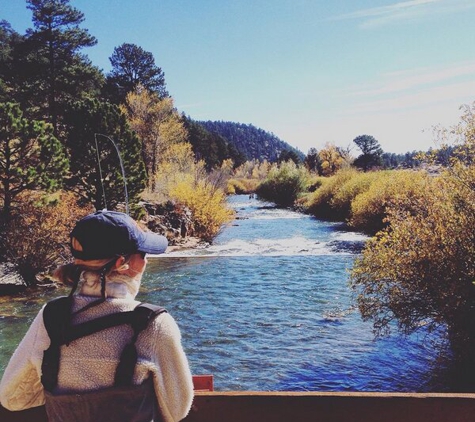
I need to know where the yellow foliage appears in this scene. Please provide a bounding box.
[318,142,351,176]
[169,179,234,241]
[5,191,92,283]
[122,86,187,190]
[301,168,357,220]
[152,141,233,240]
[350,103,475,359]
[228,160,272,194]
[349,170,429,232]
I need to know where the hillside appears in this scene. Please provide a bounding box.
[199,121,304,163]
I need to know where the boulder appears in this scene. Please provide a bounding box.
[0,263,27,295]
[140,201,195,246]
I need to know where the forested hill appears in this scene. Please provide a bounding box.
[199,121,304,163]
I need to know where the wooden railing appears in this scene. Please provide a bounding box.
[2,375,475,422]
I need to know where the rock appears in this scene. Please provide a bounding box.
[0,263,27,295]
[139,200,195,246]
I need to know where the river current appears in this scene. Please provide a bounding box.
[0,195,457,391]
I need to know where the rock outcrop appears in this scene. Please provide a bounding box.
[140,201,196,246]
[0,263,27,295]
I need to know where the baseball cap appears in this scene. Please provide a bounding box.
[70,210,168,260]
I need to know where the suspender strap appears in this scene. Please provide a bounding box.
[114,304,167,387]
[41,297,167,392]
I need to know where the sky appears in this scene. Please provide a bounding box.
[2,0,475,155]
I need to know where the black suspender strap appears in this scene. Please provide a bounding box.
[41,296,167,392]
[114,304,167,387]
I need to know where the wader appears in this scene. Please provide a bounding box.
[41,296,167,422]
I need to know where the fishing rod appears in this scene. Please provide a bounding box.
[94,133,130,215]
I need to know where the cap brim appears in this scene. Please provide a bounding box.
[137,231,168,255]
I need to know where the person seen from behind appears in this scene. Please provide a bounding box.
[0,210,194,422]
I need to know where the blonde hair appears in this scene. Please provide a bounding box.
[52,257,124,285]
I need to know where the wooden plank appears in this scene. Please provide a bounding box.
[192,374,214,391]
[183,392,475,422]
[3,391,475,422]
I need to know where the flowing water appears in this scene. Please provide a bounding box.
[0,195,460,391]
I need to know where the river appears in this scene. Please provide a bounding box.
[0,195,459,391]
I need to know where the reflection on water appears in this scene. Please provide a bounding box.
[0,195,463,391]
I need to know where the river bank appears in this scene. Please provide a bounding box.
[0,200,211,295]
[0,195,459,391]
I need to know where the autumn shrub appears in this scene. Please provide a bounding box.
[301,168,357,220]
[227,178,260,194]
[227,160,271,194]
[350,103,475,371]
[153,142,234,240]
[256,161,310,207]
[331,170,382,217]
[4,191,92,284]
[350,169,475,364]
[169,177,234,241]
[349,170,429,234]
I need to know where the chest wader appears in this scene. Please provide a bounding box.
[41,296,167,422]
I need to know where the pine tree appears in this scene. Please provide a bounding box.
[24,0,102,133]
[353,134,384,171]
[105,43,168,104]
[0,102,68,222]
[65,99,146,211]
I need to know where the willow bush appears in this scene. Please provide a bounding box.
[227,160,271,194]
[153,142,234,241]
[300,168,359,221]
[256,161,310,207]
[327,169,383,222]
[350,103,475,372]
[350,170,475,363]
[349,170,429,234]
[169,177,234,241]
[5,191,91,284]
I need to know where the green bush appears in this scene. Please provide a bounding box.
[350,103,475,370]
[330,169,380,218]
[256,162,309,207]
[349,170,429,234]
[301,168,358,220]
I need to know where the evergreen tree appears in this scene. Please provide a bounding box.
[24,0,102,133]
[304,147,323,174]
[64,99,146,211]
[105,43,168,104]
[278,149,302,165]
[0,21,32,108]
[353,134,383,171]
[199,120,303,163]
[0,102,68,222]
[183,118,245,170]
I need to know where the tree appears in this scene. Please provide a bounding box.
[353,134,383,171]
[0,21,22,103]
[105,43,168,104]
[24,0,102,133]
[278,149,302,165]
[256,161,309,207]
[182,118,244,170]
[0,102,68,223]
[121,87,186,191]
[304,147,322,174]
[318,142,348,176]
[64,99,146,211]
[350,103,475,379]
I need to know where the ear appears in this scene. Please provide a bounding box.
[114,256,129,272]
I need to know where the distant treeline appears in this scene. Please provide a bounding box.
[199,120,305,163]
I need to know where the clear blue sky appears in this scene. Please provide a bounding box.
[3,0,475,154]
